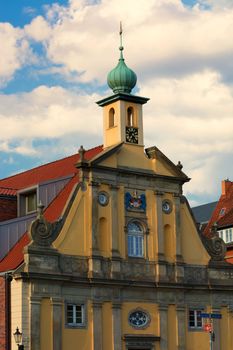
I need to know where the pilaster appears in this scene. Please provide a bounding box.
[90,182,100,255]
[112,303,122,350]
[110,185,120,257]
[51,297,63,350]
[176,306,186,350]
[29,297,41,350]
[173,194,183,262]
[155,191,164,261]
[159,304,168,350]
[92,302,103,350]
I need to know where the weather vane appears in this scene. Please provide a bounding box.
[119,21,124,58]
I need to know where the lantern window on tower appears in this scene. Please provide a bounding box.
[109,107,115,128]
[127,107,135,127]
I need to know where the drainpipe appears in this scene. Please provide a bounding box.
[6,273,13,350]
[0,272,13,350]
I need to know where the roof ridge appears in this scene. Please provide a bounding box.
[0,144,103,183]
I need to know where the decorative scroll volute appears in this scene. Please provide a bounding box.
[29,202,63,247]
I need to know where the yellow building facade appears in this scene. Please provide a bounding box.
[9,36,233,350]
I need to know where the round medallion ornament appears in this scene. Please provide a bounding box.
[162,199,173,214]
[128,309,150,329]
[98,191,109,206]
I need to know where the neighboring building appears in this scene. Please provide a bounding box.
[1,34,233,350]
[192,201,218,232]
[203,179,233,263]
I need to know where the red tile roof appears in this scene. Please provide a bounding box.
[0,145,103,272]
[204,181,233,237]
[0,146,102,190]
[0,187,17,196]
[217,207,233,228]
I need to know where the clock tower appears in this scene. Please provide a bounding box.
[97,26,149,149]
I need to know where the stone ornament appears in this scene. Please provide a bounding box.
[97,191,109,206]
[162,199,173,214]
[128,308,151,329]
[29,202,63,247]
[201,234,226,262]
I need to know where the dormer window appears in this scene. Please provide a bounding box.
[18,188,37,216]
[219,208,226,216]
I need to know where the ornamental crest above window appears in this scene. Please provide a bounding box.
[125,191,146,212]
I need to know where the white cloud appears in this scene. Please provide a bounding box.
[141,70,233,201]
[197,0,233,9]
[1,0,233,205]
[24,16,52,42]
[0,23,34,86]
[37,0,233,86]
[0,67,233,204]
[0,86,102,155]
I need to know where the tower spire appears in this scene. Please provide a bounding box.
[119,21,123,59]
[107,23,137,94]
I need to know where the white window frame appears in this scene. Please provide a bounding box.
[188,309,203,330]
[66,303,85,328]
[127,221,144,258]
[18,186,38,217]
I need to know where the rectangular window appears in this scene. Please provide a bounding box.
[18,188,37,216]
[66,304,85,327]
[226,229,229,243]
[128,234,144,257]
[189,310,203,329]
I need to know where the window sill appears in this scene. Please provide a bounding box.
[127,256,146,261]
[65,324,86,329]
[188,327,203,332]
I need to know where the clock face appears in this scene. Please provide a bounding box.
[128,310,150,329]
[125,127,138,144]
[162,199,172,214]
[98,192,109,206]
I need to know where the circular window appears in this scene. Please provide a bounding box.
[97,191,109,206]
[162,199,173,214]
[128,309,150,329]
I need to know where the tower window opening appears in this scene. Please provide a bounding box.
[127,107,135,126]
[109,108,115,128]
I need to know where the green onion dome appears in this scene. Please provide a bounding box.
[107,46,137,94]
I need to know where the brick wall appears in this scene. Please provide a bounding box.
[0,197,17,222]
[0,277,6,350]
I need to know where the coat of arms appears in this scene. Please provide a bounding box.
[125,191,146,211]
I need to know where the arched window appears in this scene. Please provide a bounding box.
[109,108,115,128]
[127,221,144,257]
[127,107,134,127]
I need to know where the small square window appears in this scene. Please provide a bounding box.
[66,304,85,327]
[18,188,37,216]
[219,208,226,216]
[188,309,203,330]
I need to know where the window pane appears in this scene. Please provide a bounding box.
[27,192,37,212]
[127,221,144,257]
[75,305,83,324]
[67,304,84,326]
[189,310,202,328]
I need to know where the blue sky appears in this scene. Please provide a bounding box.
[0,0,233,206]
[0,0,68,27]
